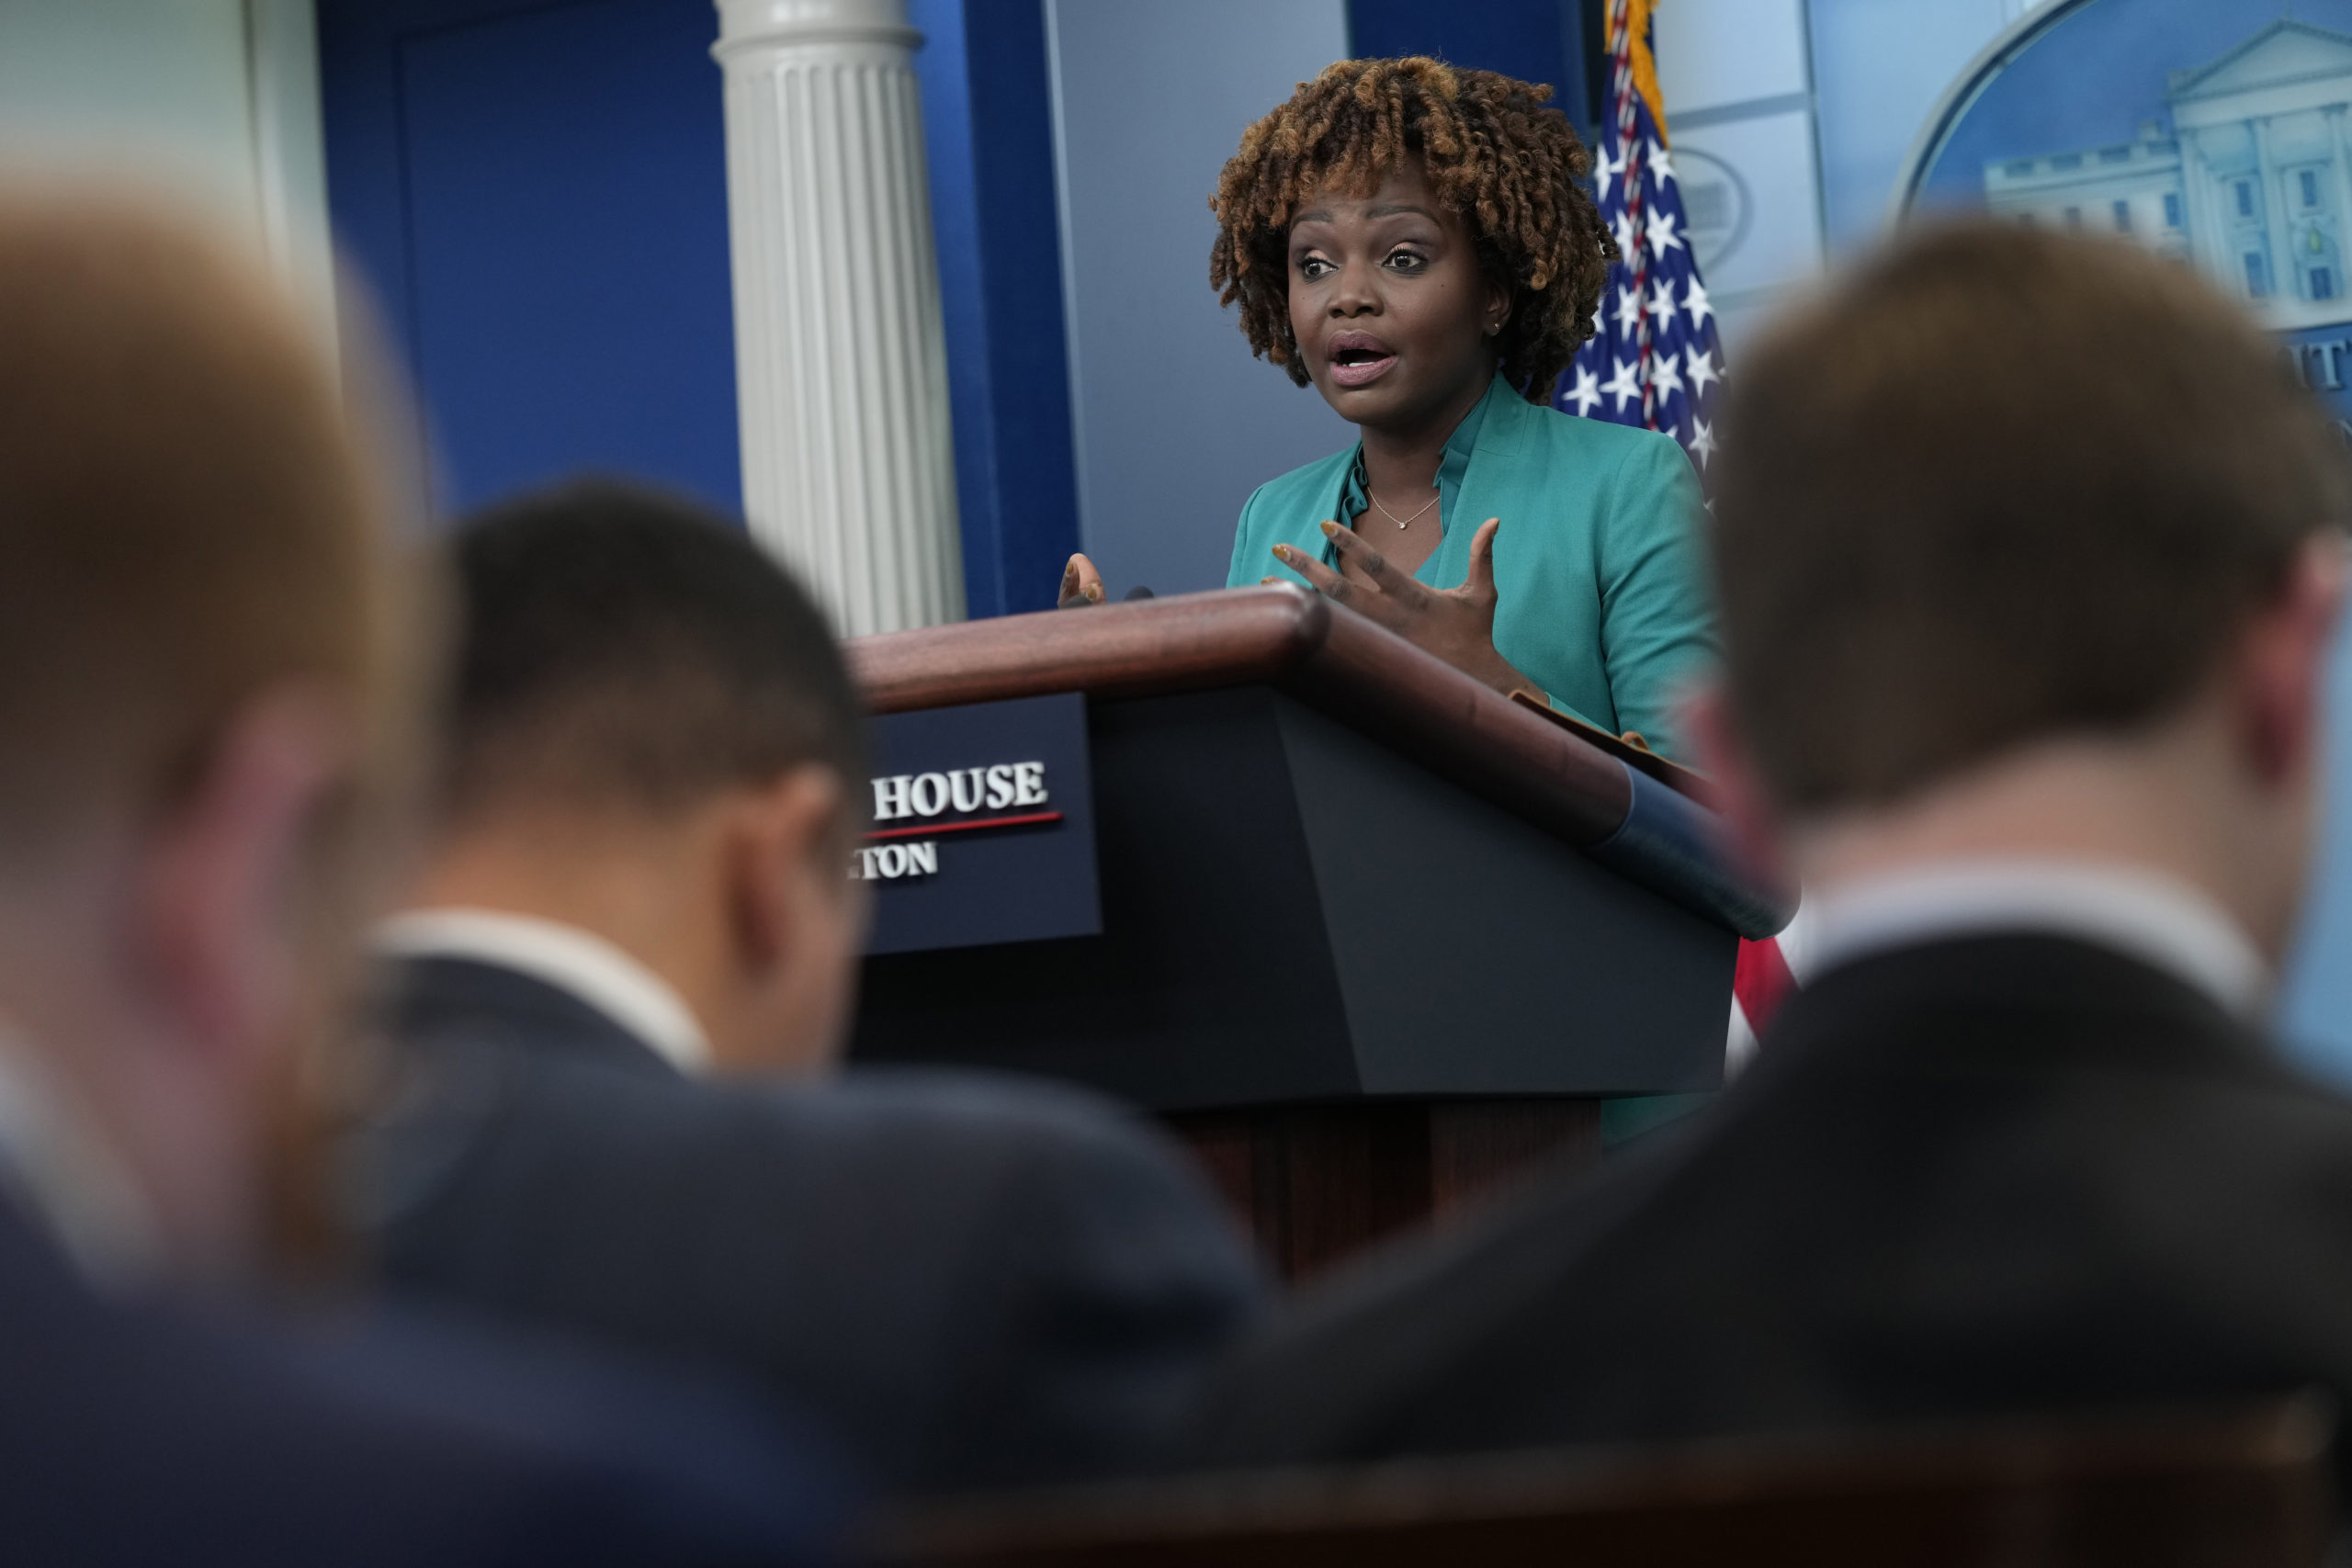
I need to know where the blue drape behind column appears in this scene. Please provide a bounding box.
[910,0,1081,617]
[317,0,743,518]
[317,0,1078,619]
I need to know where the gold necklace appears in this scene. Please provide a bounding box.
[1367,485,1440,530]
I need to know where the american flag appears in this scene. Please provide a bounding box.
[1555,0,1793,1055]
[1556,0,1723,478]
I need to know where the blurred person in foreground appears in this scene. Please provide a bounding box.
[0,194,846,1562]
[353,481,1264,1497]
[1188,220,2352,1466]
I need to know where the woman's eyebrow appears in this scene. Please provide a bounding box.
[1365,203,1441,222]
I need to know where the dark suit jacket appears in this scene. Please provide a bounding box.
[358,955,1265,1496]
[1192,934,2352,1467]
[0,1195,843,1564]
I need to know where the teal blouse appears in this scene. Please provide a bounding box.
[1227,374,1717,760]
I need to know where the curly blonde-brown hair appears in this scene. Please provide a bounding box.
[1209,57,1611,405]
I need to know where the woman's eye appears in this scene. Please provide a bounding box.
[1385,250,1427,273]
[1297,255,1333,279]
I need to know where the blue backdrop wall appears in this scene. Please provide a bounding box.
[317,0,1076,617]
[314,0,1584,613]
[1347,0,1589,126]
[318,0,742,518]
[906,0,1080,617]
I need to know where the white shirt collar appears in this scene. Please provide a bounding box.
[375,908,714,1076]
[1804,858,2269,1019]
[0,1023,159,1287]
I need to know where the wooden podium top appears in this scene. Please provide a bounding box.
[848,585,1643,852]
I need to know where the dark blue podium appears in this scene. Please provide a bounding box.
[844,586,1770,1276]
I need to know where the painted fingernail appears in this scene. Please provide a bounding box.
[1260,576,1278,585]
[1084,581,1103,602]
[1272,543,1292,561]
[1319,520,1339,537]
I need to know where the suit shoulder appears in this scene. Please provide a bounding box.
[788,1068,1213,1186]
[771,1070,1261,1283]
[500,1062,1232,1235]
[6,1271,845,1563]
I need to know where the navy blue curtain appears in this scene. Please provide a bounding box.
[317,0,1078,619]
[318,0,742,519]
[1346,0,1593,130]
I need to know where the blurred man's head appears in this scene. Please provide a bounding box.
[1697,221,2350,961]
[417,482,870,1077]
[0,192,424,1285]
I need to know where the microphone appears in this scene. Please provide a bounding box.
[1123,585,1156,601]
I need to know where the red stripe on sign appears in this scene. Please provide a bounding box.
[865,811,1063,842]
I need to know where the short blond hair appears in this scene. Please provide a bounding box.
[0,191,424,862]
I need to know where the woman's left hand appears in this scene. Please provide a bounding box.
[1267,516,1540,698]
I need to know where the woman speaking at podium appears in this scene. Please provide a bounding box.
[1061,58,1713,757]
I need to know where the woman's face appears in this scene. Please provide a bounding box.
[1285,158,1505,434]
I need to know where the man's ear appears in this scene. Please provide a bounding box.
[724,766,849,974]
[2237,535,2349,787]
[1680,682,1793,894]
[133,683,358,1065]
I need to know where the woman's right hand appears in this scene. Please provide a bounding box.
[1057,553,1106,608]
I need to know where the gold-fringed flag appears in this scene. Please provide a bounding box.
[1561,0,1792,1048]
[1559,0,1723,475]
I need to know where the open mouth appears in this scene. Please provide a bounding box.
[1328,333,1396,388]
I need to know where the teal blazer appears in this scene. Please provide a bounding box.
[1228,375,1717,759]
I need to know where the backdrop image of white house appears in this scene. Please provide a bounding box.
[1983,20,2352,331]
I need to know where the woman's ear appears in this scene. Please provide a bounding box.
[1483,276,1512,339]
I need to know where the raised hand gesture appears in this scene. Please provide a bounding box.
[1268,517,1540,699]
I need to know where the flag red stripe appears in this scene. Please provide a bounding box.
[1734,936,1797,1034]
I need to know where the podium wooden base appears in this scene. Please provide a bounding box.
[1166,1100,1602,1281]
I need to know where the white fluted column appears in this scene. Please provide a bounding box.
[714,0,964,634]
